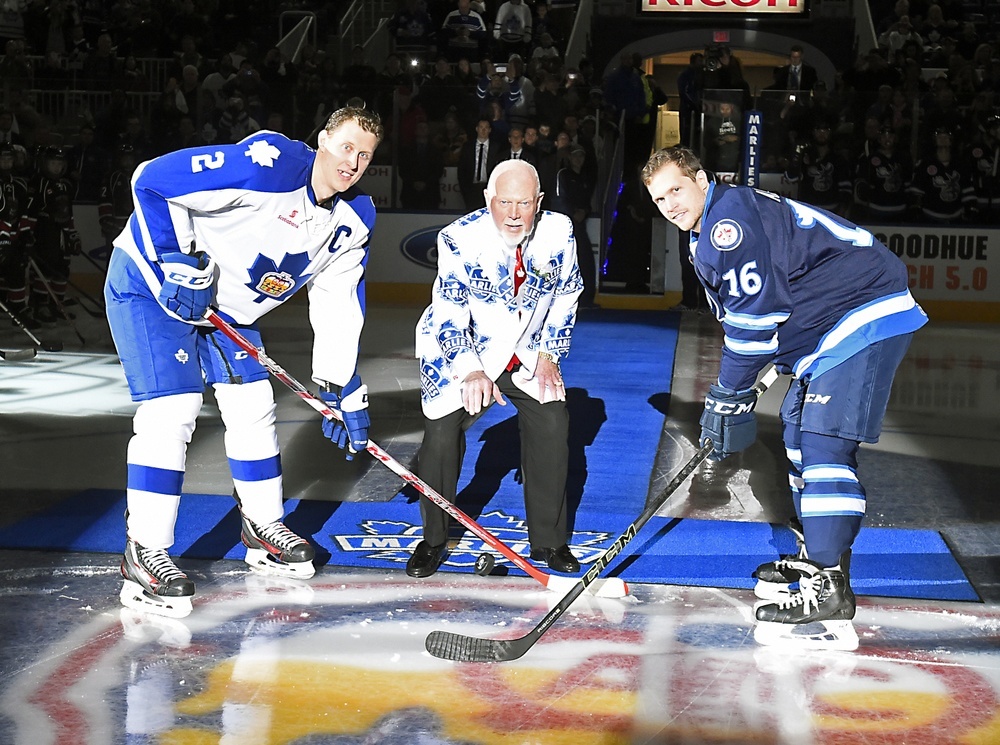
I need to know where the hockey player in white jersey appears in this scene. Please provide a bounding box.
[643,147,927,650]
[104,106,384,618]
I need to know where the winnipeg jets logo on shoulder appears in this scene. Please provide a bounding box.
[245,140,281,167]
[710,219,743,251]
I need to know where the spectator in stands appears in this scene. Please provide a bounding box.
[420,55,461,122]
[676,52,704,148]
[119,54,150,92]
[441,0,488,63]
[454,56,478,87]
[531,2,560,47]
[82,31,122,91]
[457,115,500,209]
[498,125,537,165]
[171,33,207,81]
[259,45,297,125]
[531,32,560,65]
[67,122,108,202]
[552,143,597,307]
[503,54,534,130]
[774,45,819,97]
[1,39,33,92]
[202,54,237,115]
[534,71,567,132]
[399,119,444,209]
[920,78,965,145]
[878,15,923,55]
[164,0,209,59]
[854,124,913,223]
[432,108,468,166]
[604,52,647,170]
[493,0,532,59]
[918,3,958,59]
[908,126,976,222]
[375,52,412,122]
[223,60,269,126]
[967,114,1000,224]
[340,45,379,110]
[150,86,185,155]
[37,50,70,91]
[66,22,92,70]
[784,118,852,217]
[216,94,259,144]
[389,0,437,60]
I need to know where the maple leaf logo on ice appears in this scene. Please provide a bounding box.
[332,509,615,569]
[245,139,281,167]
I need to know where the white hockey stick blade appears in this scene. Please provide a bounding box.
[753,619,859,652]
[545,573,628,599]
[0,348,37,361]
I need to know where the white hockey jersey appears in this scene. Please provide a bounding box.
[114,130,377,386]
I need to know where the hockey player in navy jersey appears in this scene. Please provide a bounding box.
[642,146,927,650]
[104,106,384,618]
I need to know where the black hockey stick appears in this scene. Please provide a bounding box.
[0,296,63,352]
[0,347,37,361]
[27,256,86,345]
[425,365,782,662]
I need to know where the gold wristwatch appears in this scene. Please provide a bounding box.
[538,351,559,367]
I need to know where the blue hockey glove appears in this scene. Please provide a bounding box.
[158,251,215,321]
[319,374,370,460]
[700,384,758,461]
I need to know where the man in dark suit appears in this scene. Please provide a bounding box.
[457,116,502,211]
[774,45,819,95]
[497,126,538,166]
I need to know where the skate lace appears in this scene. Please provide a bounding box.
[257,521,302,550]
[774,571,821,614]
[138,546,185,582]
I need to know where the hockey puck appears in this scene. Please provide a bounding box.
[474,553,495,576]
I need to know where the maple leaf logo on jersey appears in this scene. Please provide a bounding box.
[245,139,281,167]
[245,252,313,303]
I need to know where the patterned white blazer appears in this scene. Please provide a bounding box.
[416,207,584,420]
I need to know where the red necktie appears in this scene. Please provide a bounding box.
[506,244,524,371]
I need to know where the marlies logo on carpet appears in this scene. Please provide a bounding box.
[332,510,616,568]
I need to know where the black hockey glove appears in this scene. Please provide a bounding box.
[700,384,758,461]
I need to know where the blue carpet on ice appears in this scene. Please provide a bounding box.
[0,488,977,601]
[0,309,977,602]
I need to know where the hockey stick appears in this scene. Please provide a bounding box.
[26,256,86,345]
[0,296,63,352]
[204,309,629,599]
[425,365,782,662]
[64,275,107,316]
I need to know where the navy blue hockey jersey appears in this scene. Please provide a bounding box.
[691,183,927,390]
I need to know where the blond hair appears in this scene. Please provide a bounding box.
[324,106,384,144]
[641,146,703,186]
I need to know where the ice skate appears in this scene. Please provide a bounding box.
[753,558,859,651]
[240,513,316,579]
[120,539,195,619]
[753,519,806,600]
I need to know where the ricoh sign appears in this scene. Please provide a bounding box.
[640,0,807,14]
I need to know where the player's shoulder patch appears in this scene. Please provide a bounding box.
[709,218,743,251]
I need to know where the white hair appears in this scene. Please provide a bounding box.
[485,159,541,199]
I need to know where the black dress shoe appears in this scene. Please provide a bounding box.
[530,545,580,573]
[406,540,446,578]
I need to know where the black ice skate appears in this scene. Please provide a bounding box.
[240,513,316,579]
[753,558,859,651]
[120,539,195,619]
[753,519,806,600]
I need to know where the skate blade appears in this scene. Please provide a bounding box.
[753,619,859,652]
[244,548,316,579]
[119,580,193,619]
[119,607,192,647]
[753,579,794,601]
